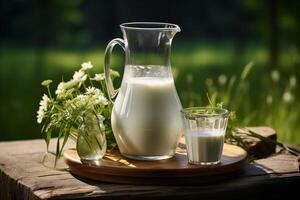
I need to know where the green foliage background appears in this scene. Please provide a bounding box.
[0,0,299,145]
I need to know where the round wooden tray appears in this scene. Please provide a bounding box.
[64,140,247,185]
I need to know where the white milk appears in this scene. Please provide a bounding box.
[185,130,224,164]
[111,65,182,159]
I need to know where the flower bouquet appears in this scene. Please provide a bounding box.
[37,61,118,166]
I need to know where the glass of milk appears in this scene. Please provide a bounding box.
[181,107,229,165]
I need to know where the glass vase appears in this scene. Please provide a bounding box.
[76,114,107,161]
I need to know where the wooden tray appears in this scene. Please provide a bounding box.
[64,140,247,185]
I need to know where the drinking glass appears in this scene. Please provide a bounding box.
[181,107,229,165]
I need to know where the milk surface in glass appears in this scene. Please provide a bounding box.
[185,130,224,164]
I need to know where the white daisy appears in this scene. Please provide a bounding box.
[55,82,65,95]
[37,94,49,123]
[93,73,105,81]
[37,109,45,124]
[39,94,49,110]
[81,61,93,71]
[76,94,87,102]
[73,94,89,108]
[85,86,98,94]
[98,95,108,105]
[94,88,101,95]
[73,70,87,82]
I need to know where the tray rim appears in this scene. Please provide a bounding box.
[64,143,247,178]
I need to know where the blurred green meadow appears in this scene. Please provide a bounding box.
[0,40,299,145]
[1,0,300,146]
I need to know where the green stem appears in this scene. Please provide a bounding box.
[88,75,94,87]
[47,86,52,99]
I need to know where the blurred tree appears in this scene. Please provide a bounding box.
[1,0,83,79]
[83,0,118,41]
[269,0,279,69]
[238,0,280,69]
[1,0,300,70]
[278,0,300,71]
[30,0,83,80]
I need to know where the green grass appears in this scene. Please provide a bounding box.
[0,41,299,145]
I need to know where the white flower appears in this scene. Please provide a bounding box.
[41,80,52,87]
[37,94,49,123]
[55,82,65,95]
[85,87,100,95]
[39,94,49,110]
[282,91,294,104]
[76,94,87,102]
[63,80,78,90]
[73,94,90,107]
[88,92,108,106]
[96,94,108,105]
[93,73,105,81]
[271,70,280,83]
[37,109,45,124]
[73,70,87,82]
[218,74,227,86]
[81,61,93,71]
[289,75,297,88]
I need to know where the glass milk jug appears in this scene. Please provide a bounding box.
[104,22,182,160]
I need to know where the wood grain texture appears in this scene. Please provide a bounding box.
[234,126,277,158]
[64,143,247,184]
[0,127,299,200]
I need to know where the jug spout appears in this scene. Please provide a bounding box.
[170,23,181,34]
[120,22,181,66]
[168,24,180,40]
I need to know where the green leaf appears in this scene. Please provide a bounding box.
[206,93,214,107]
[59,128,70,157]
[55,136,60,167]
[45,131,51,152]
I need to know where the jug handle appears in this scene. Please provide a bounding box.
[104,38,125,101]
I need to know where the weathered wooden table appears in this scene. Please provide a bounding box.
[1,128,300,200]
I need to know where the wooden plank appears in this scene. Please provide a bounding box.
[235,126,277,158]
[0,127,299,200]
